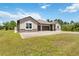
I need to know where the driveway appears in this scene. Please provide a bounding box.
[20,31,62,39]
[20,31,79,39]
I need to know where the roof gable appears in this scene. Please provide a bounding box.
[18,16,59,25]
[36,20,51,24]
[18,16,39,24]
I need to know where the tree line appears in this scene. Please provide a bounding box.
[0,20,16,30]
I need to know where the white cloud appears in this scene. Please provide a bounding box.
[0,9,42,22]
[60,3,79,13]
[41,4,50,9]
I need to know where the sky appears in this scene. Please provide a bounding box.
[0,3,79,23]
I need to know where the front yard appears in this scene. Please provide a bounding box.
[0,30,79,56]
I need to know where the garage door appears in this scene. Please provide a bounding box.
[42,26,49,31]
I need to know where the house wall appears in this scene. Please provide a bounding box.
[17,16,61,32]
[19,20,38,32]
[55,23,61,31]
[52,24,55,31]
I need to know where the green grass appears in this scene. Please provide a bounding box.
[0,30,79,56]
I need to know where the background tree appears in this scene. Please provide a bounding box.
[0,25,3,30]
[47,19,50,22]
[2,20,16,30]
[54,19,63,25]
[9,21,16,30]
[63,21,69,24]
[73,23,79,31]
[70,20,74,24]
[3,22,10,30]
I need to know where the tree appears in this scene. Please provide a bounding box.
[9,20,16,30]
[63,21,69,24]
[54,19,63,25]
[47,19,50,22]
[2,20,16,30]
[3,22,10,30]
[70,20,74,24]
[72,23,79,31]
[73,27,79,31]
[62,22,79,31]
[0,25,3,30]
[62,24,73,31]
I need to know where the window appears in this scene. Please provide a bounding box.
[26,23,32,29]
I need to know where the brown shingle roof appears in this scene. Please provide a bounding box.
[18,16,58,24]
[36,19,58,24]
[36,20,51,24]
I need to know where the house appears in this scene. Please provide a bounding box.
[17,16,61,32]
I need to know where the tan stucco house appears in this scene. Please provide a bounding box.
[17,16,61,32]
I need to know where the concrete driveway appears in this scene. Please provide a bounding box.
[20,31,62,39]
[20,31,79,39]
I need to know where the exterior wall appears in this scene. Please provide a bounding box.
[55,23,61,31]
[52,24,55,31]
[17,16,61,32]
[19,20,38,32]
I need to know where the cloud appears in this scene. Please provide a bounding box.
[60,3,79,13]
[40,4,50,9]
[0,9,42,22]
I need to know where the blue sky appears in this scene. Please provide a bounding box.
[0,3,79,23]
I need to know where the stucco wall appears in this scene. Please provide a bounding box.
[19,20,38,31]
[55,23,61,31]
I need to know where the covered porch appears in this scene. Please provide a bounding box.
[37,24,56,31]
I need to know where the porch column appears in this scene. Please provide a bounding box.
[40,25,42,31]
[52,24,54,31]
[53,24,56,31]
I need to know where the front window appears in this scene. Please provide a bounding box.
[26,23,32,29]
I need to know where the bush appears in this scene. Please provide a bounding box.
[62,23,79,32]
[62,24,73,31]
[0,25,3,30]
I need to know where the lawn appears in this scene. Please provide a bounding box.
[0,30,79,56]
